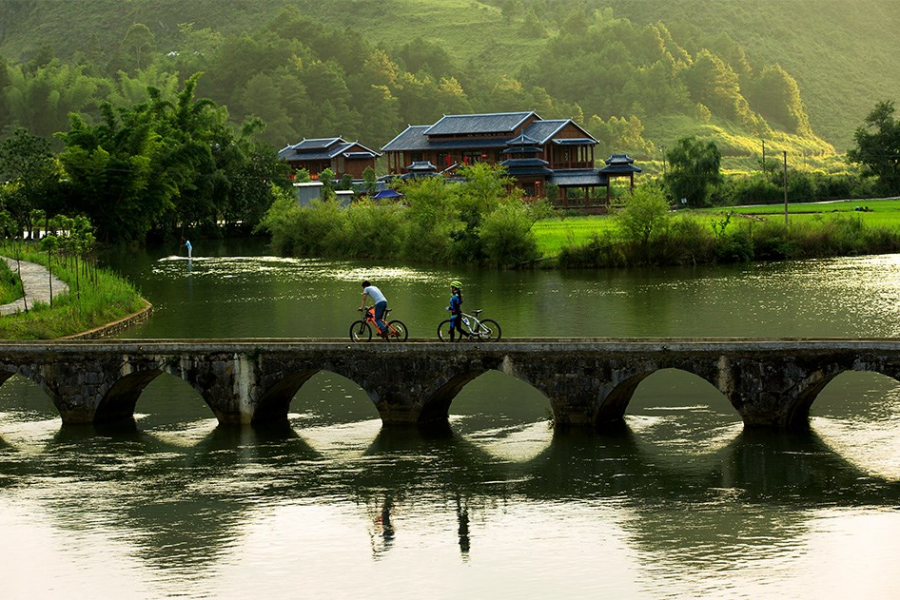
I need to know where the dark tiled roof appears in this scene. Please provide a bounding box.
[549,170,608,187]
[524,120,598,145]
[382,114,598,153]
[293,137,342,151]
[605,153,636,165]
[504,146,544,155]
[552,138,597,146]
[505,167,555,177]
[600,154,642,174]
[279,147,350,162]
[383,125,511,152]
[279,138,381,161]
[521,120,568,144]
[381,126,431,152]
[506,134,541,146]
[501,158,550,168]
[406,161,438,172]
[425,112,536,136]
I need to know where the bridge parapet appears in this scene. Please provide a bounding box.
[1,339,899,430]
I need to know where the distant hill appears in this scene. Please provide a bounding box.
[0,0,896,155]
[605,0,900,149]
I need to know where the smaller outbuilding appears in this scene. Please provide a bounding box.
[278,137,381,180]
[599,154,643,202]
[371,189,403,200]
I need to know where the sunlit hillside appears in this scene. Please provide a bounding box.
[0,0,896,160]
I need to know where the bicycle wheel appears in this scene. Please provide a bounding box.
[437,319,453,341]
[387,320,408,341]
[477,318,502,341]
[349,320,372,342]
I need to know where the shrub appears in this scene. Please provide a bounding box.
[480,202,541,267]
[337,200,404,258]
[557,231,625,268]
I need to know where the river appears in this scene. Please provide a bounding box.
[3,239,900,599]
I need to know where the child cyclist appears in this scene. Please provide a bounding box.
[446,280,470,341]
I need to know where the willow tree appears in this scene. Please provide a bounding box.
[665,136,722,207]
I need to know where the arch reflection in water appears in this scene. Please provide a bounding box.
[809,370,900,480]
[289,371,382,457]
[448,370,553,463]
[0,374,62,451]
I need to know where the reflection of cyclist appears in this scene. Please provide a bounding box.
[360,280,389,336]
[447,280,469,341]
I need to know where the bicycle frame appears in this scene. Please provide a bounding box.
[438,309,500,341]
[458,313,486,336]
[352,306,408,342]
[361,307,380,332]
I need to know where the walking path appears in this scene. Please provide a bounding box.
[0,257,69,316]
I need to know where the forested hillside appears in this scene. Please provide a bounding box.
[0,0,895,158]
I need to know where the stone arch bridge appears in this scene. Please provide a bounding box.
[1,338,899,430]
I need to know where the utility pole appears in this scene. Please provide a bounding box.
[783,150,789,225]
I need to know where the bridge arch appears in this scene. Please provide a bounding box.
[0,363,55,407]
[253,369,321,424]
[96,368,165,423]
[418,369,487,424]
[762,364,900,429]
[0,371,59,430]
[257,369,383,427]
[808,369,900,480]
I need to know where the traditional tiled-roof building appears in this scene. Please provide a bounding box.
[277,137,381,180]
[381,111,639,204]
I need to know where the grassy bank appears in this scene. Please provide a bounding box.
[536,198,900,255]
[547,198,900,268]
[0,245,146,340]
[0,259,24,304]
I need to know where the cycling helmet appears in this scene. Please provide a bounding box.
[450,280,462,288]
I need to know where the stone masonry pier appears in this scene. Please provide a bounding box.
[1,338,900,429]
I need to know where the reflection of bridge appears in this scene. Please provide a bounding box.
[2,338,900,428]
[4,420,899,568]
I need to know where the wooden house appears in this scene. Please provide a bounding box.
[278,137,381,180]
[381,111,636,205]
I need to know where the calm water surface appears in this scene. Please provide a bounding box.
[3,240,900,599]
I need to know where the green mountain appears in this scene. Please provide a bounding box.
[0,0,896,157]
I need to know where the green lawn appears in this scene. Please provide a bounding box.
[532,198,900,257]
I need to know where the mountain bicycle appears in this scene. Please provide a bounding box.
[437,309,501,341]
[350,306,408,342]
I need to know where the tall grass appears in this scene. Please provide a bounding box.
[0,243,146,339]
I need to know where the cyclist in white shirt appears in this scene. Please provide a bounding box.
[359,280,389,336]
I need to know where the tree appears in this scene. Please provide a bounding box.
[666,136,722,207]
[57,105,169,243]
[616,185,670,262]
[847,100,900,194]
[0,128,60,233]
[362,166,377,195]
[120,23,156,73]
[319,168,335,200]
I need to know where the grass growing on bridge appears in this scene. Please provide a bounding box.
[0,244,146,340]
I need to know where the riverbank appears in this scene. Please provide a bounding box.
[0,251,148,340]
[535,197,900,258]
[260,184,900,268]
